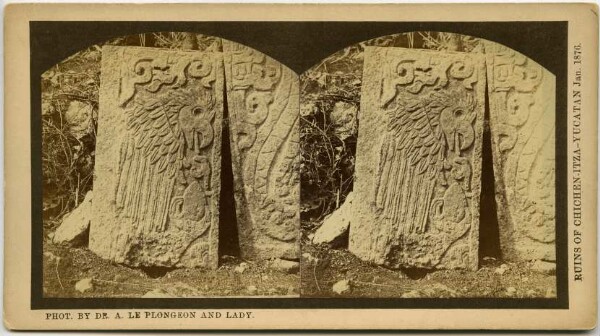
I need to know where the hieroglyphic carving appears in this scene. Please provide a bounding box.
[223,41,300,260]
[90,46,223,268]
[348,47,485,270]
[484,42,556,261]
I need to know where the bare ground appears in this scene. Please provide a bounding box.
[42,239,299,298]
[300,243,557,298]
[42,235,554,299]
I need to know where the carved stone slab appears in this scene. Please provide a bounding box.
[90,46,223,268]
[223,41,300,260]
[348,47,486,270]
[485,44,556,261]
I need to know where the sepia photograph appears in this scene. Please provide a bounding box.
[300,32,557,299]
[41,30,558,301]
[41,33,300,298]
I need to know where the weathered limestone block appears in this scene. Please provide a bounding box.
[223,41,300,260]
[53,191,93,246]
[312,192,354,246]
[90,46,223,268]
[485,43,556,261]
[348,47,486,270]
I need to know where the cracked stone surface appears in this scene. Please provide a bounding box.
[223,41,300,260]
[90,46,223,268]
[347,47,486,270]
[484,41,556,262]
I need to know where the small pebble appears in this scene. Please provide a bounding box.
[75,278,94,293]
[269,259,299,274]
[332,279,351,295]
[235,262,248,274]
[302,252,318,264]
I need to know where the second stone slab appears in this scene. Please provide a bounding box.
[223,41,300,260]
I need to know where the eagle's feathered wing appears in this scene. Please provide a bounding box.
[115,95,185,234]
[373,92,449,236]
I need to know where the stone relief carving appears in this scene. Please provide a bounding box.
[90,46,223,268]
[223,41,300,260]
[349,47,485,270]
[484,42,556,261]
[86,41,553,272]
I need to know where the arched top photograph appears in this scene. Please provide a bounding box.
[300,31,556,297]
[41,31,301,298]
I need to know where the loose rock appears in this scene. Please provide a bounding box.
[247,285,258,295]
[53,191,93,246]
[312,192,354,246]
[330,101,358,141]
[332,279,351,295]
[269,259,299,274]
[75,278,94,293]
[234,262,248,274]
[64,100,94,139]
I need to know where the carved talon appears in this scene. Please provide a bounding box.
[169,196,184,219]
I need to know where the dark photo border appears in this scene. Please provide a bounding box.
[30,21,568,310]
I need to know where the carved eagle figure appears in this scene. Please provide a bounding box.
[372,88,476,236]
[115,87,216,234]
